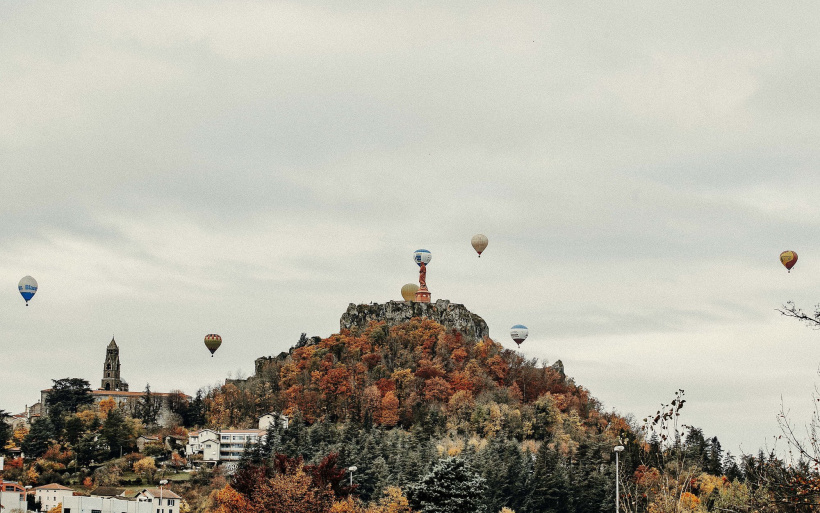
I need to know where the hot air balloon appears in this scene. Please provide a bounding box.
[18,276,38,306]
[413,249,432,266]
[780,251,798,273]
[510,325,528,347]
[471,234,488,257]
[401,283,419,302]
[204,334,222,357]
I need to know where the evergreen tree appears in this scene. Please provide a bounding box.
[523,442,570,513]
[138,384,160,425]
[479,434,527,513]
[706,436,723,475]
[75,432,108,465]
[407,457,487,513]
[568,441,609,513]
[723,451,742,482]
[21,417,56,458]
[101,408,131,458]
[282,410,309,459]
[185,389,206,427]
[0,410,11,452]
[64,415,85,446]
[45,377,93,433]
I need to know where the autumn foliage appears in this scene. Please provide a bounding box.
[203,318,609,442]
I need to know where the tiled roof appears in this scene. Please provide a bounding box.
[138,488,182,500]
[90,486,126,496]
[34,483,74,491]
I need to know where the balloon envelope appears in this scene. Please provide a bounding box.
[18,275,38,305]
[780,251,798,272]
[204,334,222,356]
[510,325,529,346]
[471,234,488,257]
[413,249,432,266]
[401,283,420,301]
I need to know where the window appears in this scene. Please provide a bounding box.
[92,510,102,513]
[64,510,70,513]
[169,499,175,506]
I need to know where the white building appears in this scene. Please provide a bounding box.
[185,428,220,461]
[258,412,289,431]
[185,413,287,463]
[217,429,266,461]
[34,483,75,512]
[0,480,27,513]
[61,495,151,513]
[134,488,182,513]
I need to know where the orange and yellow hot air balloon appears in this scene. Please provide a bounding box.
[780,251,798,273]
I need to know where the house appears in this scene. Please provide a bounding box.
[217,429,266,461]
[0,480,27,512]
[134,488,182,513]
[185,429,220,461]
[258,412,289,431]
[136,435,160,453]
[185,413,287,463]
[90,486,126,497]
[61,495,152,513]
[34,483,75,512]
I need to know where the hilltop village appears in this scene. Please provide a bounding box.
[0,301,803,513]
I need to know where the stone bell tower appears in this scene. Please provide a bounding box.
[101,337,128,391]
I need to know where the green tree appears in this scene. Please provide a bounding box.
[22,417,56,458]
[523,442,570,513]
[46,377,93,432]
[407,457,487,513]
[0,409,12,452]
[75,432,108,465]
[138,384,161,425]
[478,435,527,513]
[64,415,85,446]
[101,408,132,458]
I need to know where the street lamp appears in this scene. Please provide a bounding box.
[347,466,357,487]
[159,479,168,512]
[614,446,624,513]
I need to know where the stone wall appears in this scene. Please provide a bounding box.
[340,299,490,340]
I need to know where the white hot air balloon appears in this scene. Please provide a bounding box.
[18,276,38,306]
[471,234,488,257]
[510,325,528,347]
[413,249,432,266]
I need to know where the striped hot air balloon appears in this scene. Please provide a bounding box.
[204,334,222,357]
[510,325,528,347]
[413,249,432,266]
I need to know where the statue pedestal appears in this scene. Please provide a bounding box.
[415,288,431,303]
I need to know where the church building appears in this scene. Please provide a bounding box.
[101,337,129,391]
[40,337,188,426]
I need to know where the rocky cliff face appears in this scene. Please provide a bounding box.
[340,299,490,340]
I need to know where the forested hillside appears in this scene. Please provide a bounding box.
[197,318,800,513]
[5,317,815,512]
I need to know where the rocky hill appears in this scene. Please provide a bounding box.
[340,300,490,340]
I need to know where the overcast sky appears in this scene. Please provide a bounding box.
[3,1,820,456]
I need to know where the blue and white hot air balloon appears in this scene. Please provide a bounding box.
[18,275,38,306]
[413,249,432,266]
[510,325,528,347]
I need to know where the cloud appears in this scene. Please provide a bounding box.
[2,1,820,454]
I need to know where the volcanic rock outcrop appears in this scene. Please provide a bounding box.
[340,299,490,340]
